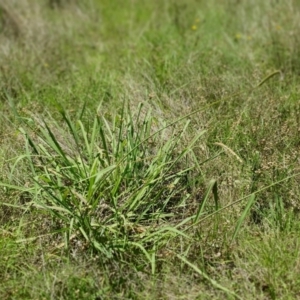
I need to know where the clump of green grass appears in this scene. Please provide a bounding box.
[9,103,204,268]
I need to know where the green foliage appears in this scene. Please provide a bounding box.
[1,0,300,299]
[16,104,202,264]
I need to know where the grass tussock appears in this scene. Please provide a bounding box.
[1,0,300,299]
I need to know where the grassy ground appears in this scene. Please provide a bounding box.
[1,0,300,299]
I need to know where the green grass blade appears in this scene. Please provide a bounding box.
[194,179,217,223]
[231,194,256,242]
[176,254,241,299]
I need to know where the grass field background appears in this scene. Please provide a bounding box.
[1,0,300,299]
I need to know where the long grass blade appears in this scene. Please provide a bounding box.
[194,179,216,223]
[231,194,256,242]
[176,254,241,299]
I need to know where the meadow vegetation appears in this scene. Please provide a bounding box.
[1,0,300,299]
